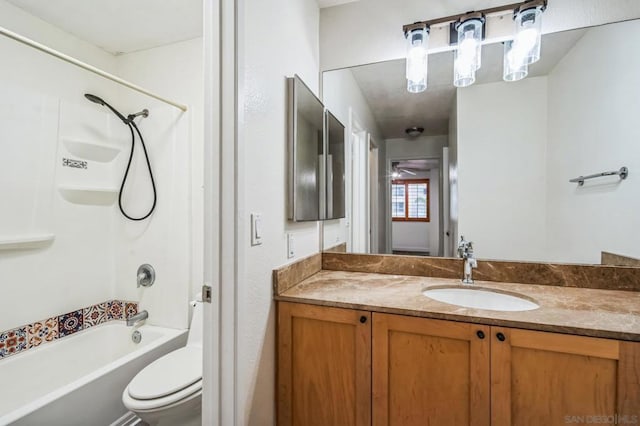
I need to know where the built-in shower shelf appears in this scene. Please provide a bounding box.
[0,234,55,250]
[63,139,121,162]
[58,185,119,205]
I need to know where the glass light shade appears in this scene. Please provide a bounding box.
[405,27,429,93]
[503,40,528,82]
[514,6,543,65]
[457,18,483,71]
[454,49,476,87]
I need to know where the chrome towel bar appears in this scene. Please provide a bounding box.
[570,167,629,186]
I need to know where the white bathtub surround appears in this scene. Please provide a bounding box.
[0,300,138,360]
[0,2,201,338]
[0,322,186,426]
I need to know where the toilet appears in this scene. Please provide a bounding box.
[122,300,203,426]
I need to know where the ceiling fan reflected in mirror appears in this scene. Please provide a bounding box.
[392,160,428,178]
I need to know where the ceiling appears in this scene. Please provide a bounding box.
[6,0,202,55]
[348,29,587,139]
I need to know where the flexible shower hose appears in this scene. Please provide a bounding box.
[119,120,157,221]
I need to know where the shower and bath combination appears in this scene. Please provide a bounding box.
[84,94,157,221]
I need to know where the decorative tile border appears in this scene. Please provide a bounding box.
[0,328,27,358]
[0,299,138,360]
[83,303,107,329]
[58,310,83,337]
[27,317,58,347]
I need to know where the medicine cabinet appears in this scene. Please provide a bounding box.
[287,75,345,222]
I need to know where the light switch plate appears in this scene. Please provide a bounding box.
[287,233,295,258]
[251,213,262,246]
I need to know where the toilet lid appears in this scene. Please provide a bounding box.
[128,346,202,400]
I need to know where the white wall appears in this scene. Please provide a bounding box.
[385,135,448,159]
[114,37,204,329]
[456,77,548,262]
[322,68,383,250]
[320,0,640,71]
[237,0,320,423]
[546,20,640,263]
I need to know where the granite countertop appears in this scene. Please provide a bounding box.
[275,270,640,341]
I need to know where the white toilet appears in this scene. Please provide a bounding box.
[122,300,203,426]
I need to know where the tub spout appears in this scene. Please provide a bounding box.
[126,310,148,326]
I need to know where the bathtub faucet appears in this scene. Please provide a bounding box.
[126,310,148,326]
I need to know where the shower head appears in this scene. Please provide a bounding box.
[84,93,129,125]
[84,93,105,106]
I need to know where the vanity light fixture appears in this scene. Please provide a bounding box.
[404,23,430,93]
[503,0,546,82]
[513,0,546,65]
[453,13,485,88]
[402,0,548,92]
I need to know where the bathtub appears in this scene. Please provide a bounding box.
[0,322,187,426]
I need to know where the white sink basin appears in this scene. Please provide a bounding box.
[422,286,539,312]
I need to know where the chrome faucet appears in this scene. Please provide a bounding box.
[457,236,478,284]
[126,310,148,326]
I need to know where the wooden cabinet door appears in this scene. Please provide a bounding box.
[277,302,371,426]
[491,327,640,426]
[372,313,491,426]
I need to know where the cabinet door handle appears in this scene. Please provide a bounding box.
[476,330,485,339]
[359,316,367,324]
[496,332,506,342]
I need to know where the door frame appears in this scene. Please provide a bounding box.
[203,0,237,424]
[385,155,443,255]
[369,138,379,254]
[348,107,368,253]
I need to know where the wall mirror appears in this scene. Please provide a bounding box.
[288,75,346,222]
[326,110,346,220]
[288,75,325,222]
[322,19,639,265]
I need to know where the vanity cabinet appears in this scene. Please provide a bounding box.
[491,327,640,426]
[277,302,371,426]
[277,302,640,426]
[372,314,490,426]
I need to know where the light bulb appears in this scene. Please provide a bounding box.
[503,40,528,82]
[457,18,483,71]
[459,37,478,63]
[514,6,543,65]
[453,17,483,87]
[405,26,429,93]
[454,49,476,87]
